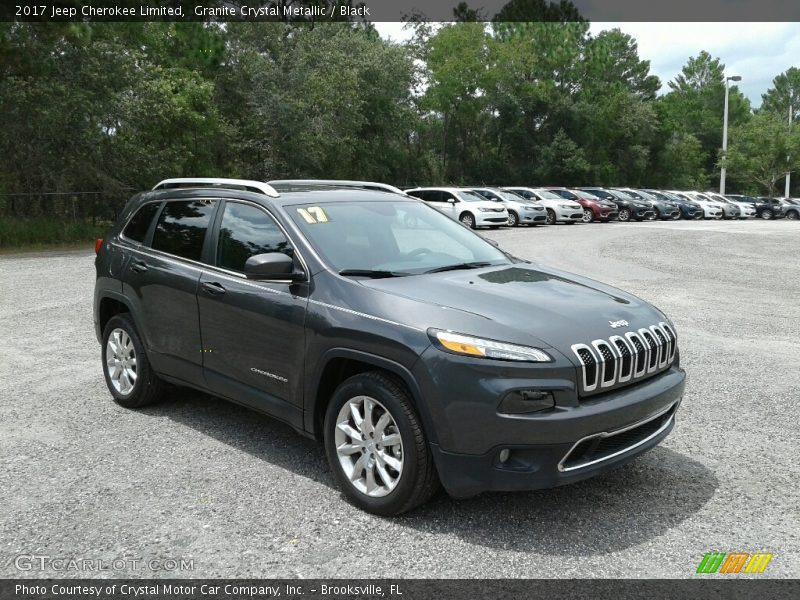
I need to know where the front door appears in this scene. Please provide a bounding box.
[197,200,308,428]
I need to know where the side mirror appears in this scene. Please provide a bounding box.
[244,252,304,281]
[447,198,457,204]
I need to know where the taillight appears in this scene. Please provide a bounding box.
[95,238,103,255]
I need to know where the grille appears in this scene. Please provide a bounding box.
[571,322,676,396]
[559,404,676,471]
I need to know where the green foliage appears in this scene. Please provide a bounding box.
[722,112,800,195]
[2,17,798,234]
[0,217,106,249]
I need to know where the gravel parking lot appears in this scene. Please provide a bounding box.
[1,219,798,579]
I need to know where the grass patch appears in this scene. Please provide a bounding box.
[0,217,109,250]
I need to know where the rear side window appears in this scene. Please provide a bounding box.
[152,200,216,261]
[217,202,292,272]
[122,202,160,243]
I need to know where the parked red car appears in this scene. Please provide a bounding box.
[546,187,619,223]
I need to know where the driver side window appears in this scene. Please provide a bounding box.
[216,202,293,273]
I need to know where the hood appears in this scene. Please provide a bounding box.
[361,264,667,351]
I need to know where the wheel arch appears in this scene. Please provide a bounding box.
[306,348,437,445]
[96,292,135,342]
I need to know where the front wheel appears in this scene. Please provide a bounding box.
[786,211,798,220]
[324,372,439,516]
[618,208,631,222]
[582,209,593,223]
[761,209,773,220]
[507,211,519,227]
[102,314,167,408]
[545,209,556,225]
[459,212,476,229]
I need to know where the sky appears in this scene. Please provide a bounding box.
[373,22,800,107]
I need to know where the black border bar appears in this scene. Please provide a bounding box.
[4,0,800,22]
[2,579,800,600]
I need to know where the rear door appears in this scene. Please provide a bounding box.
[197,200,308,427]
[122,198,218,383]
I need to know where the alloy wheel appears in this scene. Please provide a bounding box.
[582,209,593,223]
[334,395,404,498]
[787,211,798,220]
[618,208,630,222]
[106,328,137,395]
[507,211,518,227]
[762,210,773,220]
[546,209,556,225]
[460,213,475,228]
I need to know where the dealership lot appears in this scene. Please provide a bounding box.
[0,219,798,578]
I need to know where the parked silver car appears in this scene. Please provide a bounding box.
[469,187,548,227]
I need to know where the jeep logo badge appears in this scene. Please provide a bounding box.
[609,319,629,328]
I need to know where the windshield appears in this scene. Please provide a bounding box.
[552,189,577,200]
[532,189,562,200]
[288,200,510,275]
[457,190,488,203]
[498,190,528,202]
[612,190,634,200]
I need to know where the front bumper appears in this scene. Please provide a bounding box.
[475,212,509,226]
[556,207,583,221]
[415,349,686,497]
[519,208,547,224]
[633,208,655,220]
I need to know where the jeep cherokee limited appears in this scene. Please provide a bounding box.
[94,178,686,515]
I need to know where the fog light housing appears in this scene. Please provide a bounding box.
[498,390,555,414]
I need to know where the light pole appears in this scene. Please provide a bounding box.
[786,92,794,199]
[720,75,742,195]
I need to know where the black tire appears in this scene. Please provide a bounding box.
[582,208,593,223]
[459,212,476,229]
[545,208,556,225]
[101,314,167,408]
[786,210,798,220]
[324,372,440,516]
[671,211,681,221]
[507,211,519,227]
[761,209,773,220]
[618,208,631,222]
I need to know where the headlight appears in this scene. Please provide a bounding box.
[477,207,495,212]
[429,329,552,362]
[559,204,573,209]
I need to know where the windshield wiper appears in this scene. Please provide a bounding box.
[424,261,493,274]
[338,269,409,278]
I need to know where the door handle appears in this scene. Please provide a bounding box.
[201,281,226,295]
[130,260,148,273]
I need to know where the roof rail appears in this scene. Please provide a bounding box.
[267,179,405,195]
[152,178,280,198]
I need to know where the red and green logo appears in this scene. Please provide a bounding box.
[696,552,773,574]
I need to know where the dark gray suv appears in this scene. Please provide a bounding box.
[94,178,686,515]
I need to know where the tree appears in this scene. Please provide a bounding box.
[660,51,751,182]
[761,67,800,122]
[722,112,800,195]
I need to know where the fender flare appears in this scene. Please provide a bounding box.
[305,347,438,444]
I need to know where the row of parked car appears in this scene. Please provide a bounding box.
[399,185,800,228]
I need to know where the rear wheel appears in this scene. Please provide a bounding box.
[618,208,631,222]
[102,314,166,408]
[582,209,593,223]
[324,372,439,516]
[459,212,476,229]
[545,209,556,225]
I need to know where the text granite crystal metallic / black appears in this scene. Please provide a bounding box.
[94,179,686,516]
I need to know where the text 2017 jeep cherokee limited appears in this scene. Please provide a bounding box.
[94,178,686,516]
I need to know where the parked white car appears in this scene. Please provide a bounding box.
[722,195,757,218]
[676,191,724,219]
[468,187,548,226]
[404,187,509,229]
[502,187,583,224]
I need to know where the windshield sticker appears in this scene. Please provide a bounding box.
[297,206,329,224]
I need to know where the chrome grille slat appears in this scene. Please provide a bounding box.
[574,324,678,397]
